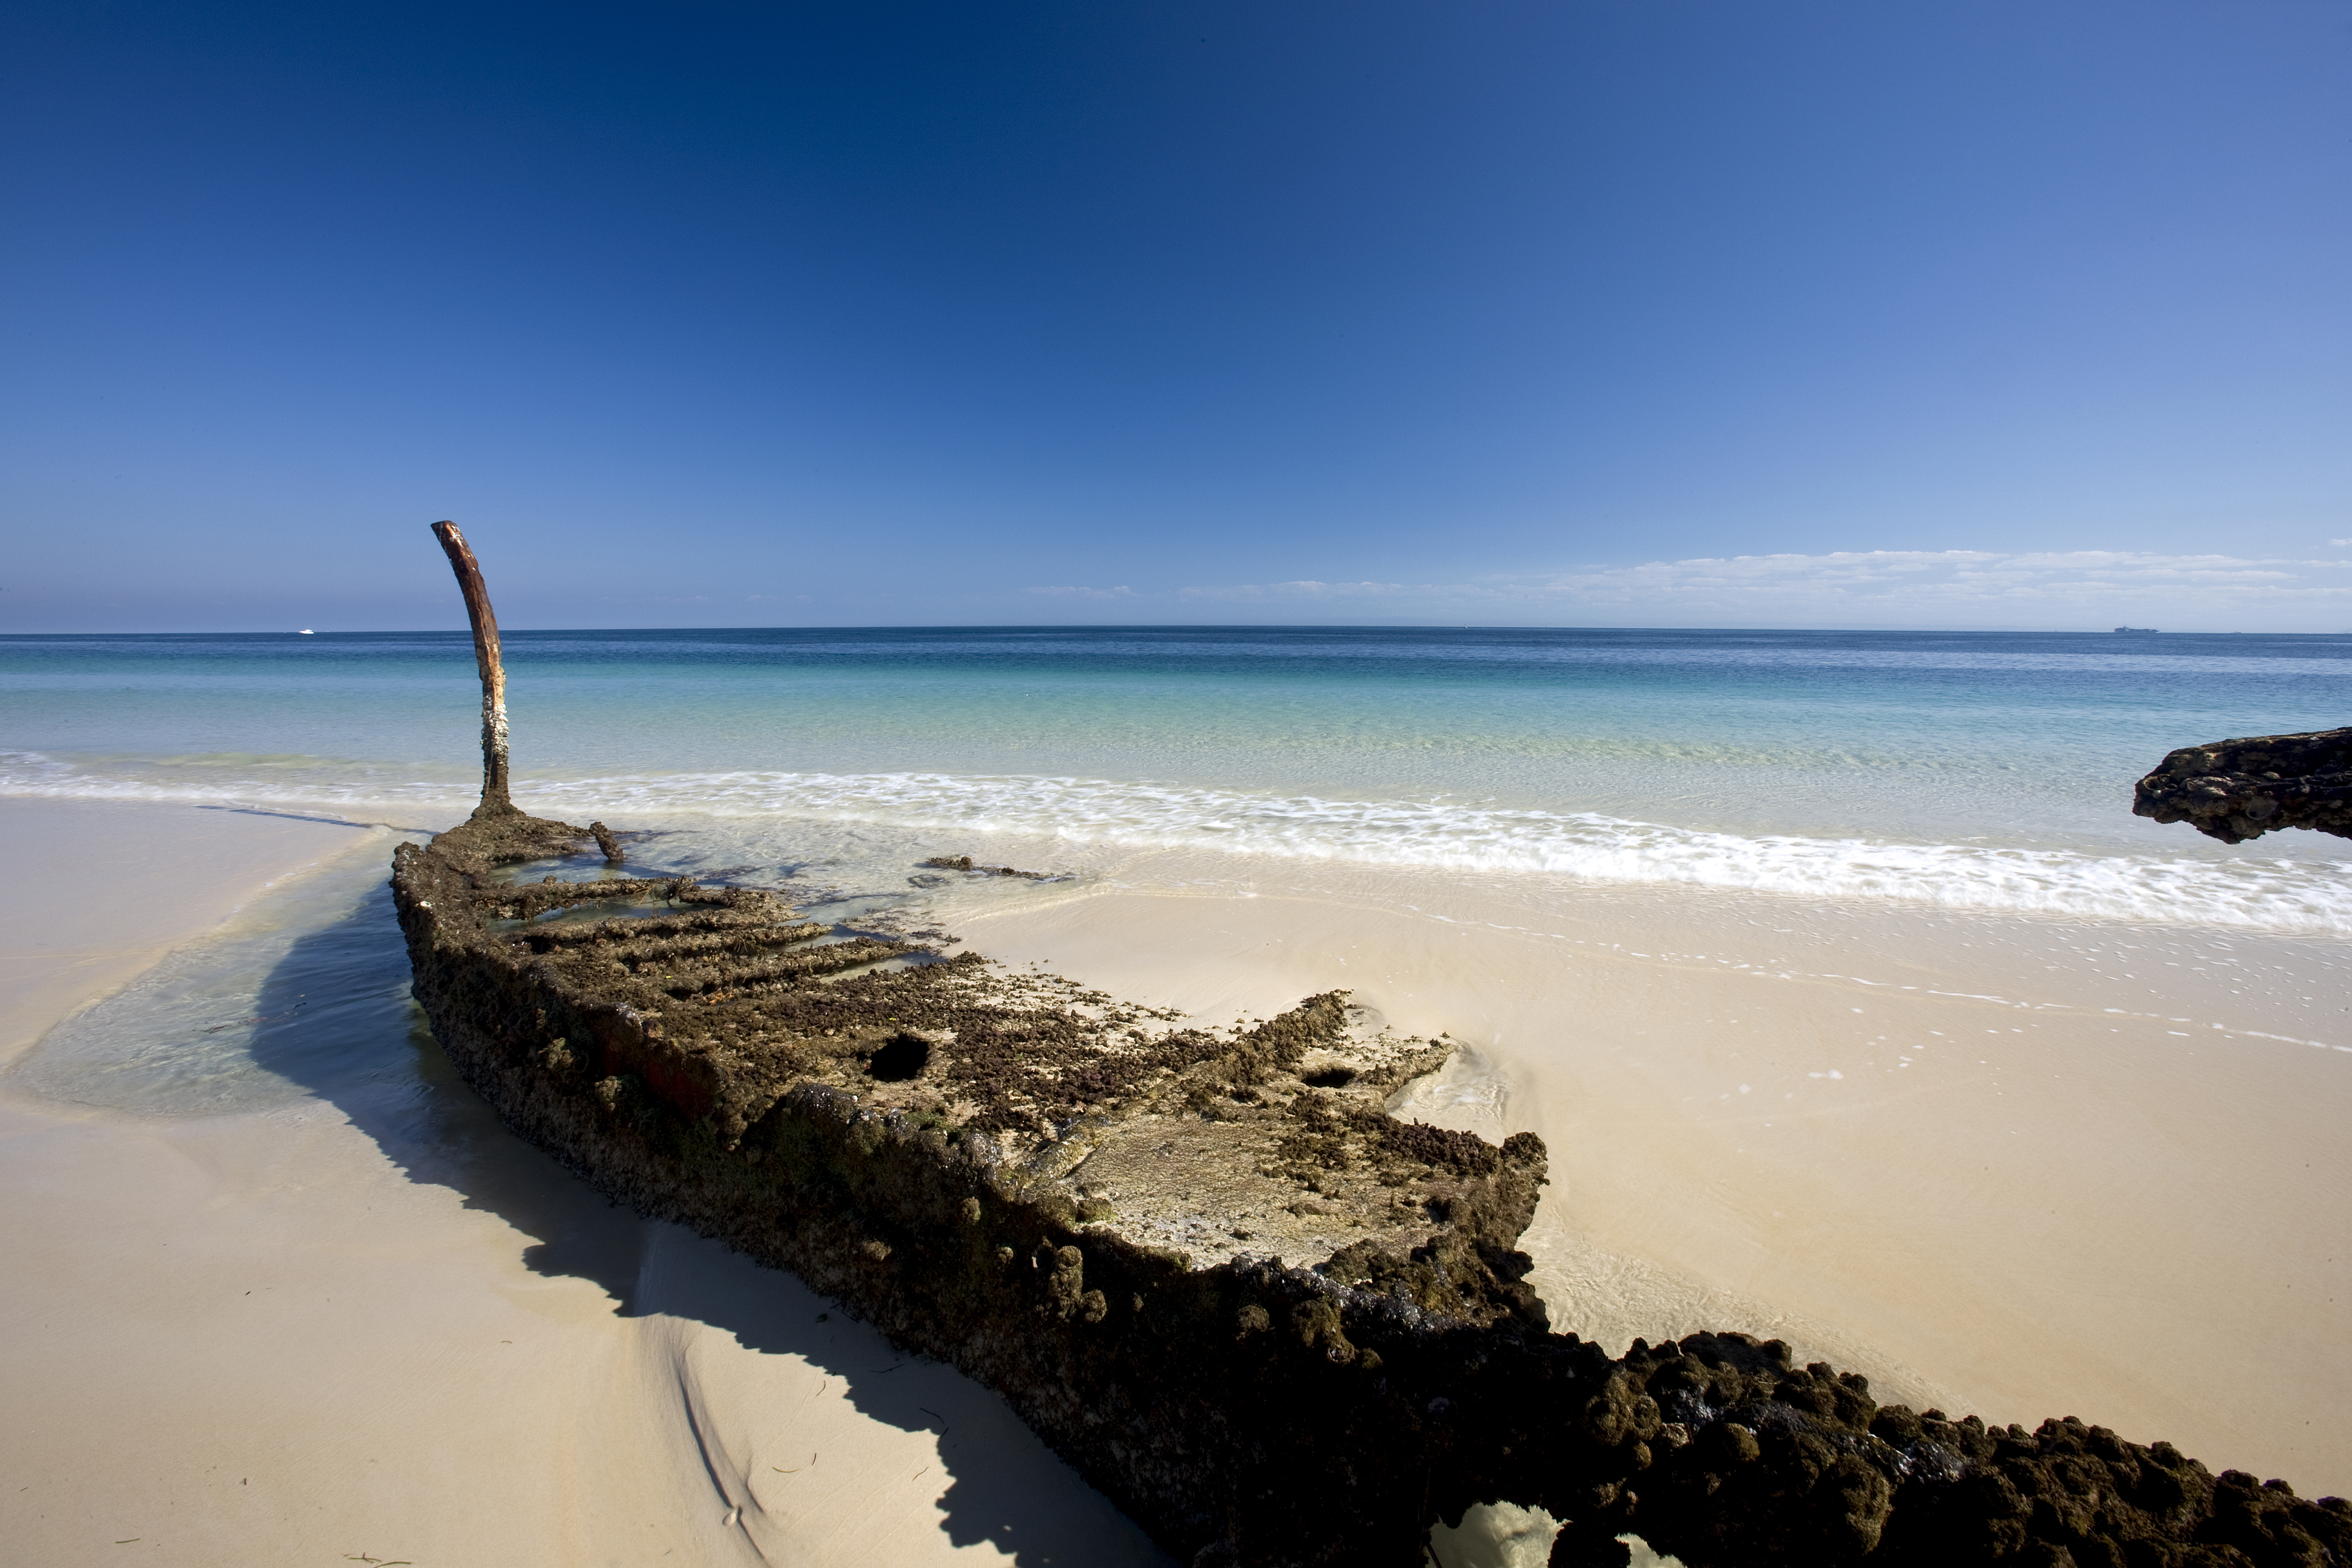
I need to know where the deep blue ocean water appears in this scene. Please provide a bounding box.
[7,625,2350,930]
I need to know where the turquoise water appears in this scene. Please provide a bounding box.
[6,626,2351,930]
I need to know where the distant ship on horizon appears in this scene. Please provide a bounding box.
[2113,625,2159,633]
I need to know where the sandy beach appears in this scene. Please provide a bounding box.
[3,796,2346,1565]
[940,835,2352,1494]
[16,0,2352,1551]
[0,800,1170,1567]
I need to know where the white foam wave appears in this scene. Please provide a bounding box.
[9,752,2350,934]
[0,750,478,816]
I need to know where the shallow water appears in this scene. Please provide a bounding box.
[9,838,419,1115]
[6,625,2351,931]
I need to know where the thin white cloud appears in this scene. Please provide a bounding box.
[1024,584,1136,599]
[1176,579,1408,600]
[1177,550,2352,628]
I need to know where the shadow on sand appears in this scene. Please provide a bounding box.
[235,858,1176,1566]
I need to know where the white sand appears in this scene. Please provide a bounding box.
[941,839,2352,1495]
[5,797,2344,1566]
[0,801,1168,1566]
[0,1099,1163,1565]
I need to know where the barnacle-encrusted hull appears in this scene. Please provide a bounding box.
[2134,727,2352,844]
[393,809,2351,1568]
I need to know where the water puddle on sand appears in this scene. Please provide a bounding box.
[1386,1039,1517,1127]
[5,831,425,1115]
[1,815,1072,1117]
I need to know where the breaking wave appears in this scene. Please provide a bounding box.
[8,751,2351,934]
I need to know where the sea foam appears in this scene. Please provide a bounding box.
[9,751,2349,936]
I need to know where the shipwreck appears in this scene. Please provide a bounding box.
[2133,727,2352,845]
[391,523,2349,1566]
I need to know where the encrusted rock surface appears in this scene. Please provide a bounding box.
[2134,727,2352,844]
[393,809,2350,1567]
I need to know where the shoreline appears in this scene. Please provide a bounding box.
[0,798,1170,1566]
[0,798,381,1066]
[2,794,2344,1559]
[923,829,2352,1492]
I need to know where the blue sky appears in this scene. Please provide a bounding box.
[5,0,2348,631]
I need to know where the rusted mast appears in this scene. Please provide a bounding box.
[430,521,516,818]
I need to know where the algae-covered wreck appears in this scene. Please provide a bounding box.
[394,524,2349,1567]
[2134,727,2352,845]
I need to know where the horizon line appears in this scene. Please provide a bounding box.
[0,622,2330,638]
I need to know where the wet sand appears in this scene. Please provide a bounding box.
[0,800,1168,1567]
[0,800,375,1063]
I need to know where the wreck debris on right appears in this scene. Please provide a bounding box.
[2134,727,2352,844]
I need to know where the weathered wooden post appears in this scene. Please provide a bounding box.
[429,521,622,859]
[430,520,517,820]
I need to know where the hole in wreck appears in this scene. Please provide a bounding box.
[1301,1066,1358,1088]
[865,1032,932,1082]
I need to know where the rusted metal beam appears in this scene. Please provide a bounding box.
[430,521,516,818]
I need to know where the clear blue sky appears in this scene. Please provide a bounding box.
[5,0,2348,631]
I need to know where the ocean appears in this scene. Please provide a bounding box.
[6,624,2350,932]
